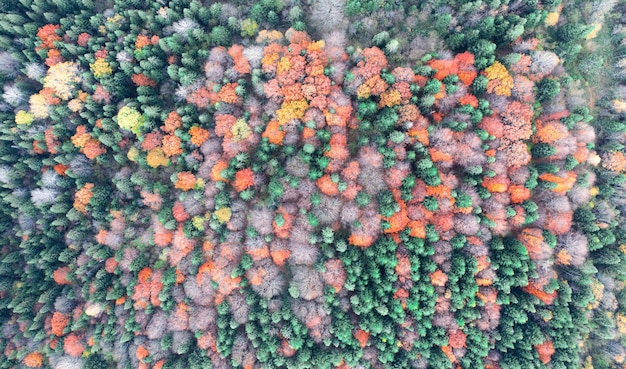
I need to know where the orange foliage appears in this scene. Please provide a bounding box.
[262,120,285,145]
[217,83,239,104]
[517,228,545,260]
[271,249,290,267]
[63,333,84,357]
[430,148,453,163]
[508,184,531,203]
[395,255,411,281]
[53,163,68,176]
[353,329,370,348]
[535,122,568,143]
[233,168,255,192]
[448,330,467,349]
[132,73,157,87]
[441,345,456,363]
[323,259,346,292]
[51,311,69,336]
[430,269,448,287]
[273,207,293,239]
[348,231,376,248]
[482,175,509,193]
[341,161,360,181]
[317,174,339,196]
[37,24,61,49]
[23,352,44,368]
[189,126,210,146]
[53,266,71,285]
[161,134,182,157]
[105,257,118,273]
[522,282,557,305]
[539,172,576,195]
[140,190,163,211]
[136,345,149,361]
[228,45,251,74]
[163,111,182,133]
[408,220,426,238]
[602,151,626,172]
[535,340,555,364]
[429,59,458,81]
[211,160,230,182]
[172,201,189,222]
[169,225,195,266]
[543,211,572,235]
[383,207,409,234]
[82,139,106,160]
[141,131,163,151]
[175,171,196,191]
[135,34,150,49]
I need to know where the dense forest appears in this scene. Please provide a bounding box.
[0,0,626,368]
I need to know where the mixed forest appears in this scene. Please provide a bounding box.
[1,0,626,368]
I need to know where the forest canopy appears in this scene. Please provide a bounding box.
[0,0,626,368]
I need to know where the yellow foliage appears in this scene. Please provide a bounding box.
[380,89,402,107]
[588,280,604,310]
[68,98,83,113]
[214,207,232,223]
[15,110,34,125]
[617,313,626,334]
[127,147,139,162]
[231,118,252,141]
[484,61,513,97]
[545,12,560,26]
[613,99,626,113]
[71,132,91,149]
[586,23,601,40]
[192,215,205,230]
[117,106,144,135]
[29,94,49,119]
[43,62,80,100]
[90,58,113,79]
[277,56,292,75]
[256,30,283,43]
[276,99,309,125]
[146,148,169,168]
[356,84,371,99]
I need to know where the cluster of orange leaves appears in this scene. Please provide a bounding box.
[36,24,63,66]
[73,183,94,213]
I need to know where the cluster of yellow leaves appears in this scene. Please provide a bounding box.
[214,207,232,223]
[379,88,402,107]
[71,126,90,148]
[43,61,80,100]
[618,313,626,334]
[117,106,144,135]
[15,110,34,125]
[231,118,252,141]
[586,23,602,40]
[544,12,560,26]
[256,30,283,43]
[587,280,604,310]
[276,99,309,125]
[613,99,626,113]
[484,61,513,97]
[146,147,169,168]
[29,94,49,119]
